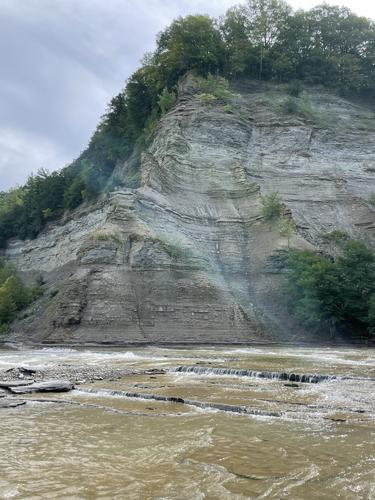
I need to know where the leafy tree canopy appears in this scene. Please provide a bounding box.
[285,241,375,339]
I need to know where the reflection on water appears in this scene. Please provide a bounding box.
[0,345,374,499]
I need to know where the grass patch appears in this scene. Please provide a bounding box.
[91,230,123,247]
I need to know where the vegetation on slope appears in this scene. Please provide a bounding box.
[0,259,43,333]
[285,241,375,339]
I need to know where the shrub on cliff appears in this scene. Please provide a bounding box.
[197,74,232,100]
[158,88,177,115]
[260,192,283,221]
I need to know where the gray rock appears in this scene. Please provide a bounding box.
[9,380,73,394]
[0,380,34,388]
[0,399,26,409]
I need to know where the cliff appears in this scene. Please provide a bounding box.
[4,76,375,345]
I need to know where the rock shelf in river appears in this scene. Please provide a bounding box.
[8,380,73,394]
[0,399,26,409]
[172,365,337,383]
[76,388,282,418]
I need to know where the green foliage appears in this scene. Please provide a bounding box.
[155,15,225,82]
[283,97,298,114]
[197,74,232,100]
[321,230,349,244]
[278,218,294,247]
[223,104,234,113]
[281,95,333,127]
[220,1,375,98]
[287,80,303,97]
[197,93,217,104]
[260,192,283,221]
[0,259,43,332]
[285,241,375,338]
[153,235,196,263]
[368,193,375,207]
[158,88,177,115]
[368,294,375,333]
[91,230,123,246]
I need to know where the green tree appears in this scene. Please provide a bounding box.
[221,6,259,78]
[334,241,375,326]
[278,218,294,248]
[368,294,375,335]
[155,15,226,83]
[0,260,43,331]
[243,0,291,79]
[158,88,177,115]
[285,241,375,337]
[260,192,283,221]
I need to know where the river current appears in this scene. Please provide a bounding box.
[0,345,374,499]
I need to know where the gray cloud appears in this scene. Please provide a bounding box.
[0,0,235,189]
[0,0,372,190]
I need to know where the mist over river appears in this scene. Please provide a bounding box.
[0,345,374,499]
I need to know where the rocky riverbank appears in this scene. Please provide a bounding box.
[0,364,142,386]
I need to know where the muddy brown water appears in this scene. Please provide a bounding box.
[0,345,374,499]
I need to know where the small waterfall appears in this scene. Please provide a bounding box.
[76,388,281,418]
[171,365,339,383]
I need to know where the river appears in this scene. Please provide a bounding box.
[0,345,374,499]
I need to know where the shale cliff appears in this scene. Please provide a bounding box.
[4,77,375,345]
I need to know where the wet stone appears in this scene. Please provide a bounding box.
[0,380,34,388]
[9,380,73,394]
[0,399,26,409]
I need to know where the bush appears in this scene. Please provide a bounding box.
[197,74,231,100]
[0,259,43,331]
[278,218,294,248]
[288,80,303,97]
[283,97,298,114]
[285,240,375,338]
[321,229,349,243]
[91,230,122,245]
[260,192,283,221]
[158,88,177,115]
[368,294,375,334]
[197,93,217,104]
[368,193,375,207]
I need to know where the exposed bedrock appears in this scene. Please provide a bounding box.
[4,77,375,345]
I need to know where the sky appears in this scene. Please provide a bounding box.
[0,0,374,190]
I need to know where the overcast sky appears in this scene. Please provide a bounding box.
[0,0,374,190]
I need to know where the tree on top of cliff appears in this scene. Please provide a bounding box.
[154,15,225,84]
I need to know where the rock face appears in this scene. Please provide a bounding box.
[4,77,375,345]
